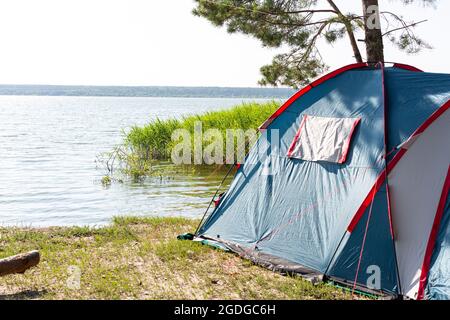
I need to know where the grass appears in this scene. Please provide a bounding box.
[126,101,279,160]
[0,217,353,300]
[113,101,279,177]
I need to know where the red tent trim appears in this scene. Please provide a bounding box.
[347,100,450,233]
[388,100,450,172]
[259,62,423,131]
[392,63,423,72]
[286,115,308,158]
[347,173,386,232]
[259,63,368,130]
[417,166,450,300]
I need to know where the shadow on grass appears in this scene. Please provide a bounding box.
[0,289,48,300]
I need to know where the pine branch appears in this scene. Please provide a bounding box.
[326,0,363,62]
[382,19,427,37]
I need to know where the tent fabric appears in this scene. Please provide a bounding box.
[384,68,450,151]
[327,183,399,295]
[287,115,361,164]
[199,68,387,274]
[425,193,450,300]
[196,64,450,300]
[259,63,370,130]
[388,109,450,299]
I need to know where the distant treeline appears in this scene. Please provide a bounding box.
[0,84,295,99]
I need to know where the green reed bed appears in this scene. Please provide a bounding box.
[121,101,280,176]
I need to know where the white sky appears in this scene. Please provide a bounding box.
[0,0,448,87]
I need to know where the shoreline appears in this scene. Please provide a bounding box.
[0,216,352,300]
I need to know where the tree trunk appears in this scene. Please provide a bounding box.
[362,0,384,63]
[0,251,40,277]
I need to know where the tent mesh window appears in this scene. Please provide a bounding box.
[287,115,361,164]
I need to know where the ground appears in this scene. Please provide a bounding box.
[0,217,353,300]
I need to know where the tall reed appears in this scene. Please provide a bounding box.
[124,101,280,167]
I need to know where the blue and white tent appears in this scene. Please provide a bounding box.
[194,63,450,300]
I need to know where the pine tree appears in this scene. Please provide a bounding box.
[193,0,435,88]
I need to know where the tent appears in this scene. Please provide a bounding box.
[192,63,450,300]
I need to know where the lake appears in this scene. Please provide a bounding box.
[0,95,278,226]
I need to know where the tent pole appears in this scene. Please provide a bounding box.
[194,163,236,236]
[324,230,347,277]
[380,62,403,297]
[351,186,377,295]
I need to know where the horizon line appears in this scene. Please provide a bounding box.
[0,83,294,90]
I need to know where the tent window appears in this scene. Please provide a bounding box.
[287,115,361,164]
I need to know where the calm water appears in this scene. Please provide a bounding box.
[0,96,272,226]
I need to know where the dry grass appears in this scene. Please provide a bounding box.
[0,217,353,300]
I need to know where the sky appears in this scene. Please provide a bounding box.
[0,0,448,87]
